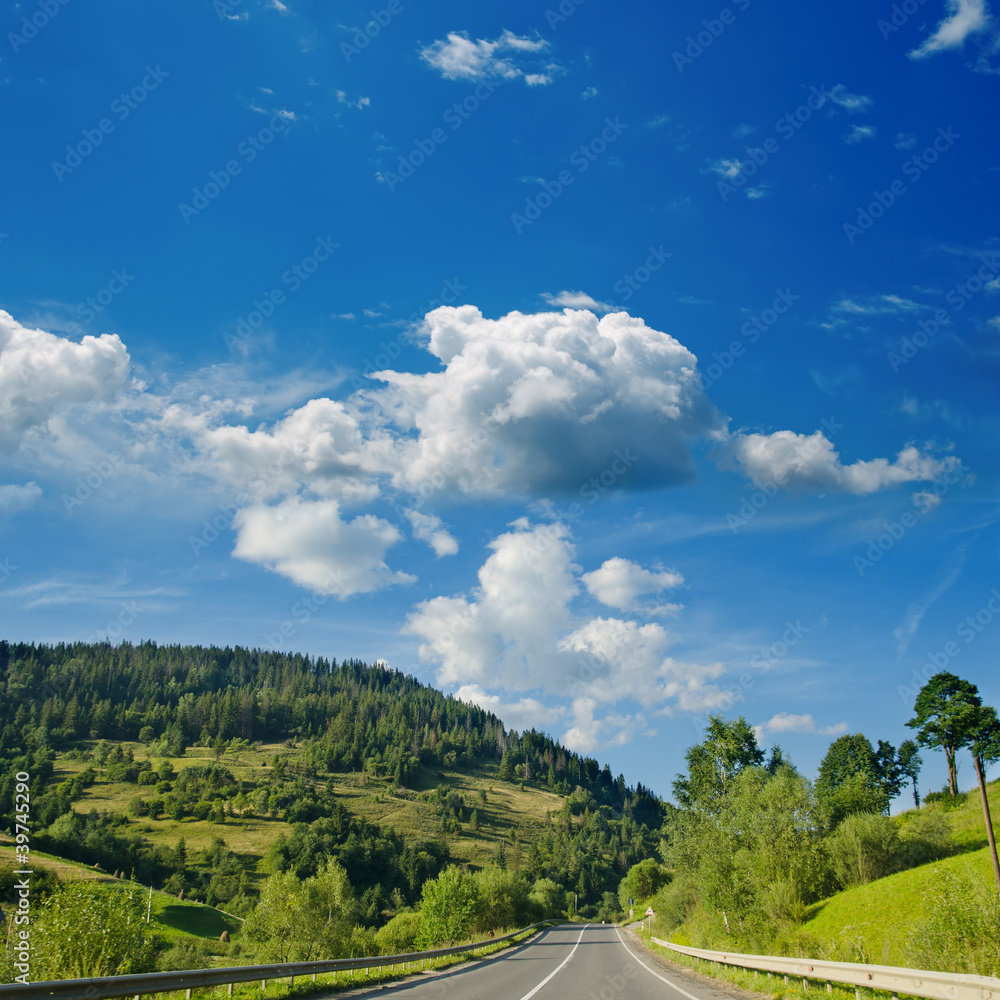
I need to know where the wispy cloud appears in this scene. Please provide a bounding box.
[910,0,990,58]
[893,546,968,657]
[420,30,555,84]
[844,123,878,144]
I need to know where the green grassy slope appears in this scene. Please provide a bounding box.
[58,739,566,879]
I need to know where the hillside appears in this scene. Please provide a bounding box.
[0,640,666,924]
[801,784,1000,967]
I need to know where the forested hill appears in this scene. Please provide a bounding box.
[0,640,663,824]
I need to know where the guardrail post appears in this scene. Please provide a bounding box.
[803,978,809,989]
[785,975,790,985]
[186,991,192,999]
[228,984,233,995]
[826,984,832,993]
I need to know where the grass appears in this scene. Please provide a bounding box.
[801,845,998,966]
[0,838,242,947]
[62,740,565,875]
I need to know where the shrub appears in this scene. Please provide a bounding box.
[897,810,952,868]
[376,910,422,955]
[827,812,900,887]
[904,869,1000,975]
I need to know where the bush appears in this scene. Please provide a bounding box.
[138,771,158,786]
[827,812,900,888]
[904,869,1000,975]
[923,789,969,809]
[7,882,156,979]
[127,795,149,817]
[650,876,697,931]
[528,877,568,920]
[376,910,422,955]
[897,810,952,868]
[415,866,480,947]
[473,867,530,933]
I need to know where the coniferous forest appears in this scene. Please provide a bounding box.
[0,640,664,923]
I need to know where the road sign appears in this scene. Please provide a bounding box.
[645,907,654,916]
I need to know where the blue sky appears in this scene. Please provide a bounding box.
[2,0,999,806]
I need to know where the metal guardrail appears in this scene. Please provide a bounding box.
[650,936,1000,1000]
[0,921,554,1000]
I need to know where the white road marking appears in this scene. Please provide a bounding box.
[614,926,704,1000]
[517,924,591,1000]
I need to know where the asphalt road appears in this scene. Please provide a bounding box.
[344,924,745,1000]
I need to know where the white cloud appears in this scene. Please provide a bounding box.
[336,91,371,110]
[369,304,726,496]
[0,310,131,456]
[910,0,990,57]
[456,684,565,732]
[420,30,553,84]
[708,158,743,179]
[232,497,415,597]
[722,430,961,494]
[581,557,683,614]
[746,185,770,199]
[832,294,929,315]
[404,520,728,750]
[911,490,943,513]
[827,85,874,112]
[844,124,878,144]
[755,712,848,740]
[895,132,918,150]
[541,290,615,313]
[269,0,289,11]
[0,481,42,516]
[581,86,599,100]
[731,122,756,138]
[405,509,459,556]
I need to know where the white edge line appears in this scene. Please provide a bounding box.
[518,924,591,1000]
[614,925,703,1000]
